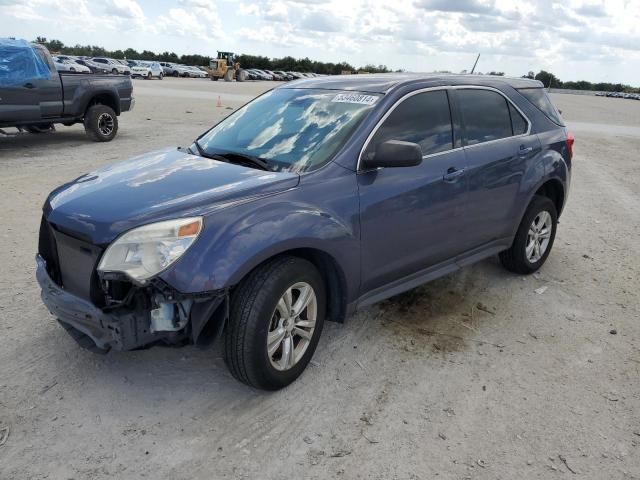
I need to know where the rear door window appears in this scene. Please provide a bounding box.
[457,89,513,145]
[364,90,453,160]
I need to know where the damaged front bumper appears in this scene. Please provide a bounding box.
[36,254,227,353]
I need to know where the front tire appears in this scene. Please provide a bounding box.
[500,195,558,274]
[224,256,326,390]
[84,104,118,142]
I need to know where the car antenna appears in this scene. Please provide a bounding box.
[470,53,480,74]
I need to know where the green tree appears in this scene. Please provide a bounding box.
[534,70,562,88]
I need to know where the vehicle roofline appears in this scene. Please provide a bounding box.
[276,73,544,94]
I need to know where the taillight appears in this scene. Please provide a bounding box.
[566,132,575,159]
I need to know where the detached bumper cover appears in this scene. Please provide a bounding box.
[37,254,152,351]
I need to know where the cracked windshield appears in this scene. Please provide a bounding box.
[199,88,380,172]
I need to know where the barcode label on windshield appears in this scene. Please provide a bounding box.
[332,93,378,105]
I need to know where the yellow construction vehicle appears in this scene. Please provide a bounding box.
[208,51,247,82]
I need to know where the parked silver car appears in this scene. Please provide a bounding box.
[91,58,131,75]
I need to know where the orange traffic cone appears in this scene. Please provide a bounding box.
[216,96,222,108]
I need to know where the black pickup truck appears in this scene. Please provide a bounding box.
[0,41,134,141]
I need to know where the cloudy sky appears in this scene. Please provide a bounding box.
[2,0,639,84]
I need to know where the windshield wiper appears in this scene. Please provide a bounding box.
[214,151,272,171]
[191,141,272,171]
[192,140,217,159]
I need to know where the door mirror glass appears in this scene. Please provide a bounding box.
[362,140,423,170]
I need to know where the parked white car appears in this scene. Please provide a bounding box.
[129,61,164,79]
[53,57,91,73]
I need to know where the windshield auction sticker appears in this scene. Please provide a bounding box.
[331,93,379,105]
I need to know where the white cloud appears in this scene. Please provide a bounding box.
[156,0,224,40]
[104,0,145,19]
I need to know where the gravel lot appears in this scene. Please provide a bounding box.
[1,78,639,479]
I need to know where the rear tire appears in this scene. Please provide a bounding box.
[237,70,247,82]
[224,256,325,390]
[84,104,118,142]
[500,195,558,274]
[159,73,163,80]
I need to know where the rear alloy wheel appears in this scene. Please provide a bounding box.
[84,104,118,142]
[224,256,325,390]
[500,195,558,274]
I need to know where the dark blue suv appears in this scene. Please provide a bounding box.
[37,74,573,389]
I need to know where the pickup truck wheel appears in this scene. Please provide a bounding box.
[224,256,326,390]
[500,195,558,274]
[84,104,118,142]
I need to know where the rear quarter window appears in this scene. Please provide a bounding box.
[509,103,528,135]
[517,88,564,126]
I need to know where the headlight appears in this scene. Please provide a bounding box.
[97,217,203,283]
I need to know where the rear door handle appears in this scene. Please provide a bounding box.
[519,145,533,155]
[23,82,35,89]
[443,167,465,182]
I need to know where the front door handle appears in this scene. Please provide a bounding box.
[519,145,533,155]
[23,82,35,89]
[443,167,465,182]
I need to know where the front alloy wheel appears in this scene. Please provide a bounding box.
[267,282,317,371]
[224,256,325,390]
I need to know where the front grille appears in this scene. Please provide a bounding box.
[38,216,104,305]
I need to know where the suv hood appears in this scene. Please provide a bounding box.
[44,148,299,245]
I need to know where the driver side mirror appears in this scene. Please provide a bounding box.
[361,140,423,170]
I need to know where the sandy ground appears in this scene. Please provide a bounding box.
[0,79,639,479]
